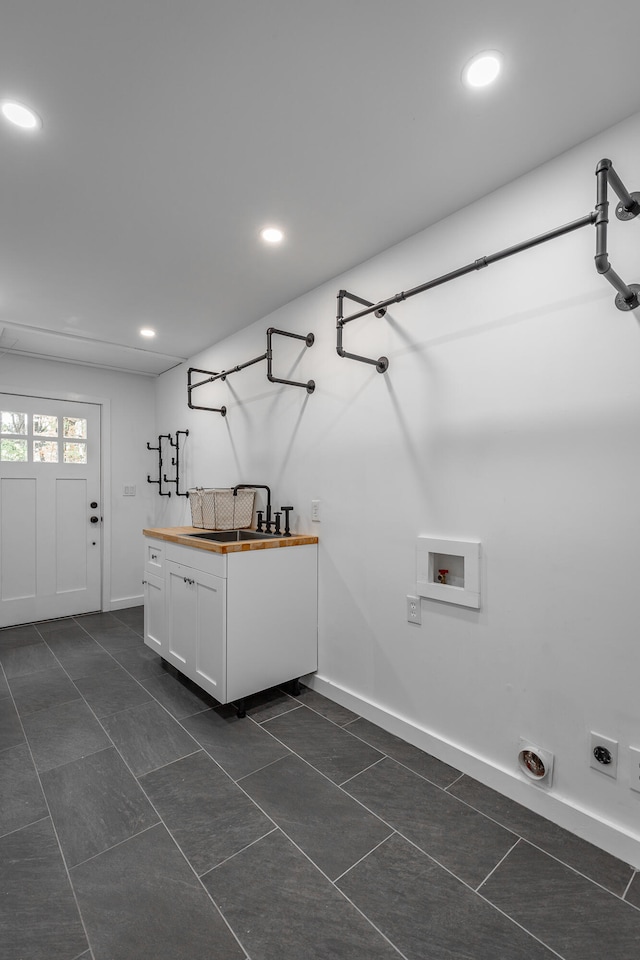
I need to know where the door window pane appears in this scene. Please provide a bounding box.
[63,442,88,464]
[63,417,87,439]
[1,411,27,434]
[33,440,59,462]
[33,415,58,436]
[0,438,28,461]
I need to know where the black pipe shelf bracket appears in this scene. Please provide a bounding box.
[336,157,640,372]
[163,429,189,497]
[147,434,173,496]
[187,327,315,415]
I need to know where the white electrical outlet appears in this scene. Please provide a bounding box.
[123,484,136,496]
[629,746,640,793]
[589,731,618,778]
[311,500,321,522]
[406,595,421,624]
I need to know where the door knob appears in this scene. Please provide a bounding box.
[90,501,98,509]
[90,516,99,524]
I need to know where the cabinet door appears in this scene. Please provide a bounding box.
[166,561,197,670]
[194,568,226,703]
[143,572,165,654]
[166,560,226,702]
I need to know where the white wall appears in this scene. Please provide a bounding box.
[0,354,156,608]
[155,110,640,866]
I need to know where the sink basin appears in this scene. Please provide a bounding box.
[185,529,280,542]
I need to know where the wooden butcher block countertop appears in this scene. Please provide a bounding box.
[143,526,318,554]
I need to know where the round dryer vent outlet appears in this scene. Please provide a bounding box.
[518,739,554,786]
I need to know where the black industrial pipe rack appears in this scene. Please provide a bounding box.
[187,327,315,416]
[336,158,640,372]
[163,429,189,497]
[146,434,173,496]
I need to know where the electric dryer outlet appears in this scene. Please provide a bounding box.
[589,732,618,778]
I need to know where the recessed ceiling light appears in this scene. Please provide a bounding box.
[140,328,156,338]
[1,100,42,130]
[462,51,502,89]
[260,226,284,244]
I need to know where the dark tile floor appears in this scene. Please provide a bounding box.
[1,607,639,960]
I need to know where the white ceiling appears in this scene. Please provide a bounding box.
[2,0,640,376]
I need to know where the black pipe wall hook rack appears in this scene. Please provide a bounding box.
[163,429,189,497]
[187,327,315,415]
[146,434,173,496]
[336,157,640,372]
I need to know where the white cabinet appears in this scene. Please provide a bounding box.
[143,535,317,708]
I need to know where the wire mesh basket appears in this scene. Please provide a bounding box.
[187,487,255,530]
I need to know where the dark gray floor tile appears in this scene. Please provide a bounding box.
[346,717,461,788]
[75,670,153,719]
[109,643,172,680]
[41,746,159,867]
[37,619,94,646]
[344,757,517,888]
[0,640,59,679]
[92,627,144,654]
[0,695,25,751]
[0,818,89,960]
[102,700,199,776]
[0,743,47,836]
[74,611,124,634]
[140,750,272,875]
[240,754,391,880]
[22,698,110,773]
[338,832,556,959]
[203,829,400,960]
[263,705,383,784]
[448,774,634,895]
[141,671,216,719]
[111,605,144,635]
[9,663,80,717]
[242,686,300,722]
[71,823,244,960]
[182,705,290,780]
[0,668,8,700]
[626,873,640,908]
[52,646,123,680]
[291,684,360,725]
[0,622,41,650]
[481,840,640,960]
[34,616,77,636]
[43,631,102,659]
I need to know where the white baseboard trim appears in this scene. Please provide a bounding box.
[107,595,143,611]
[302,673,640,870]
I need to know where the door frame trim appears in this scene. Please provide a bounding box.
[0,385,111,613]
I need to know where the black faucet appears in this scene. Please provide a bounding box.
[233,484,272,532]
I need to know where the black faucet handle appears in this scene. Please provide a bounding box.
[256,510,264,533]
[273,511,282,535]
[280,506,293,537]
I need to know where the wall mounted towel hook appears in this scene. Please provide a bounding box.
[147,433,172,496]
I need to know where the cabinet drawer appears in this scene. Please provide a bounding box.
[165,541,227,578]
[144,539,165,576]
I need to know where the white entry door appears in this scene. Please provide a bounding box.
[0,393,102,627]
